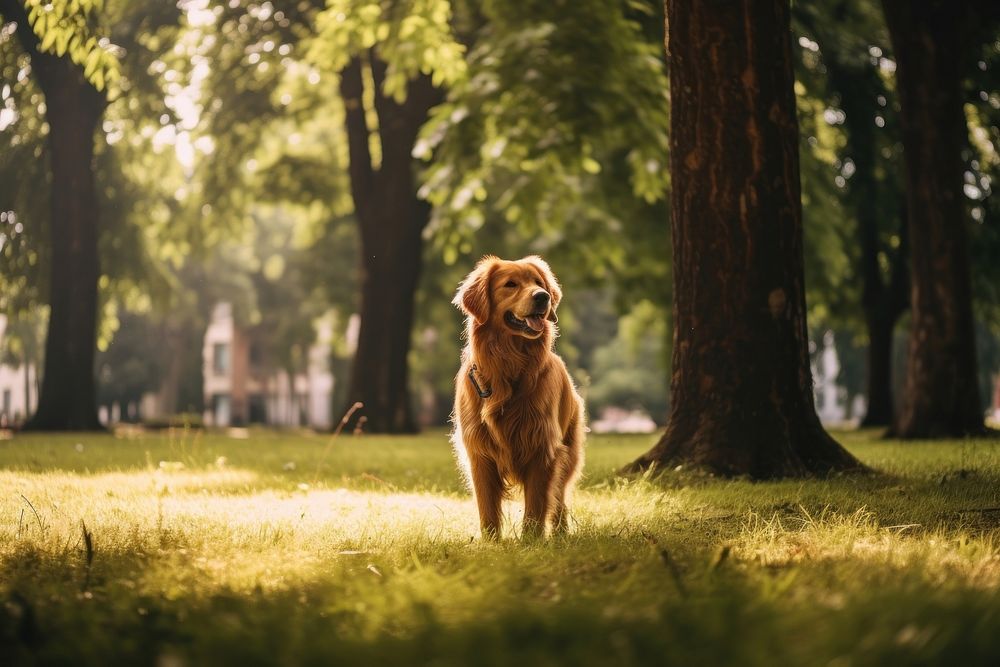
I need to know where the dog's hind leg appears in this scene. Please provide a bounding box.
[551,416,585,534]
[550,448,581,534]
[521,460,556,540]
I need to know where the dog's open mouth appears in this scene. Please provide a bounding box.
[505,311,546,334]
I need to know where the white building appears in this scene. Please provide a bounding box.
[0,316,38,427]
[813,330,849,425]
[202,303,336,429]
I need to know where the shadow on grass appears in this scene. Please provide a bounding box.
[3,535,1000,667]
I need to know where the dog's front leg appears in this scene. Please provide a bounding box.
[469,454,504,540]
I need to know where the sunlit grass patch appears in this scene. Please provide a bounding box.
[3,430,1000,665]
[735,504,1000,588]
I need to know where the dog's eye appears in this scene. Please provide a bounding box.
[504,280,517,288]
[534,279,544,288]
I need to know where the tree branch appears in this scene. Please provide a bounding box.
[369,50,442,189]
[339,55,376,229]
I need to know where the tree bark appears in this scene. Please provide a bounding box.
[339,53,442,433]
[626,0,862,478]
[2,1,106,431]
[882,0,986,438]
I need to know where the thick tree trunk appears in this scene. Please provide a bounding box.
[2,1,106,431]
[347,203,426,433]
[626,0,862,478]
[882,0,985,438]
[339,53,442,433]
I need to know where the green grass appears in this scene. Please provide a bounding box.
[3,428,1000,665]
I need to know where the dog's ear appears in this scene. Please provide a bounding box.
[453,256,498,324]
[524,255,562,322]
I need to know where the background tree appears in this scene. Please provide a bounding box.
[335,55,441,433]
[966,16,1000,417]
[1,0,112,430]
[0,0,181,430]
[626,0,862,478]
[193,0,457,433]
[193,0,669,432]
[881,0,990,438]
[795,0,909,428]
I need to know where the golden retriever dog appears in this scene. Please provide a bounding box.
[451,255,585,539]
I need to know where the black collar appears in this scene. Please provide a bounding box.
[467,364,493,399]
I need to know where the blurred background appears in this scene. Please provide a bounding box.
[0,0,998,434]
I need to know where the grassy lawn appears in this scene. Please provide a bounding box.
[2,428,1000,665]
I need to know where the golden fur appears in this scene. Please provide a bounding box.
[451,255,585,539]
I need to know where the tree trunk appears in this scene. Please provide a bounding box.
[3,1,107,431]
[347,213,426,433]
[854,180,909,429]
[882,0,986,438]
[818,53,910,429]
[862,309,896,426]
[339,53,442,433]
[155,323,183,417]
[626,0,862,478]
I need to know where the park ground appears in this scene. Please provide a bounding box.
[2,429,1000,665]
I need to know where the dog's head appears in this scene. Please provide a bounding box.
[453,255,562,340]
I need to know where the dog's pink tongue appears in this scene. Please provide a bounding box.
[525,316,544,332]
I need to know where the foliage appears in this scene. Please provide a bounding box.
[22,0,120,91]
[0,11,52,314]
[4,431,1000,664]
[417,0,669,274]
[245,207,354,377]
[189,0,338,237]
[965,27,1000,329]
[0,0,184,326]
[792,0,904,333]
[585,299,669,422]
[95,310,169,410]
[309,0,466,96]
[0,307,44,371]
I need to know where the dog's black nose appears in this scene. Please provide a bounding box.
[532,291,550,306]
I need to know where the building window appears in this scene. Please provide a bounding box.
[2,389,10,417]
[213,343,230,376]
